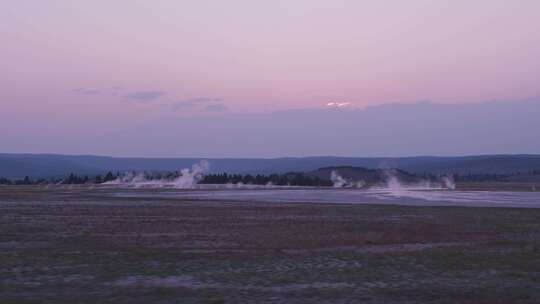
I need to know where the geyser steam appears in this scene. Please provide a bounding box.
[331,171,366,188]
[440,175,456,190]
[106,160,210,189]
[172,160,209,188]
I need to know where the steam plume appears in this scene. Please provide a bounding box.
[331,170,365,188]
[105,160,209,189]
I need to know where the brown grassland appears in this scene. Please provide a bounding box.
[1,186,540,303]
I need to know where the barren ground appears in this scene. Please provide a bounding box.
[1,186,540,303]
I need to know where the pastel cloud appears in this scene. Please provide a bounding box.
[172,97,222,110]
[125,91,164,102]
[205,103,228,112]
[1,1,540,157]
[73,88,100,95]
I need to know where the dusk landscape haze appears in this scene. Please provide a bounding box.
[1,1,540,303]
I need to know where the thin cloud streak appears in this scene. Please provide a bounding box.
[205,103,228,112]
[125,91,164,102]
[73,88,100,95]
[171,97,223,110]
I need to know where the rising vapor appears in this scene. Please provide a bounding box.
[105,161,210,189]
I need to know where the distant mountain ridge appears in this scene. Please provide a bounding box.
[1,153,540,179]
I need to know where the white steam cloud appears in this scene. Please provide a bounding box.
[373,170,456,199]
[330,171,366,188]
[330,169,455,193]
[173,161,209,188]
[440,175,456,190]
[105,160,210,189]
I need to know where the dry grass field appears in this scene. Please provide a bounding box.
[1,186,540,303]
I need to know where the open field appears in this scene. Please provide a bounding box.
[1,186,540,303]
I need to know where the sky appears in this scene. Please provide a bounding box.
[1,1,540,157]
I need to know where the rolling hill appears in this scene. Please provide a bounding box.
[306,166,422,185]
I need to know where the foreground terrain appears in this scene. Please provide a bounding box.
[1,186,540,303]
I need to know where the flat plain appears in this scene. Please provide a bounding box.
[1,186,540,303]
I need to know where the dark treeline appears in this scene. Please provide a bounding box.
[420,170,540,183]
[0,172,118,185]
[0,172,333,187]
[1,169,540,186]
[416,173,509,182]
[201,173,333,187]
[452,170,540,182]
[0,176,49,185]
[454,173,509,182]
[62,172,117,184]
[204,170,540,185]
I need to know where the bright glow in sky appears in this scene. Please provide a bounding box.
[1,1,540,156]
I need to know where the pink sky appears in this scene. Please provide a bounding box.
[1,1,540,156]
